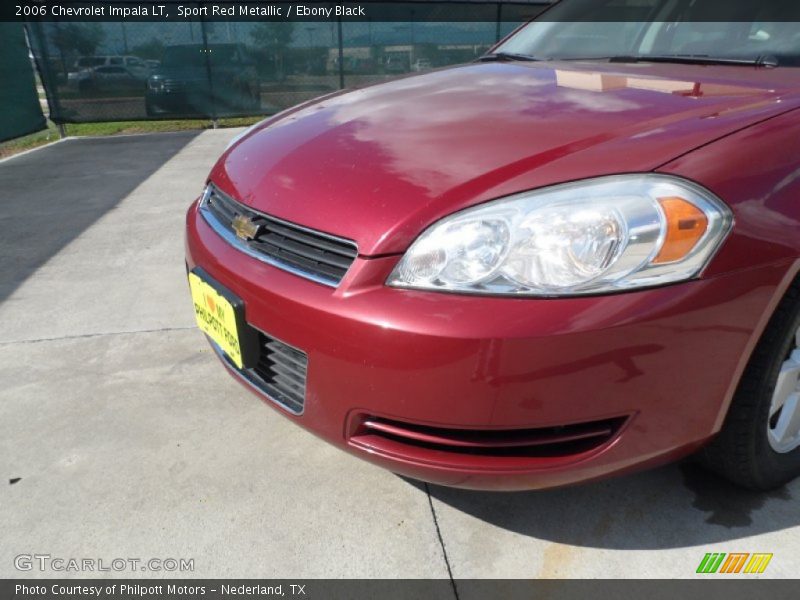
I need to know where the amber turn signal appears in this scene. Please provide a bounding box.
[653,197,709,264]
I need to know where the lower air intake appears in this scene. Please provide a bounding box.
[217,332,308,415]
[348,415,627,468]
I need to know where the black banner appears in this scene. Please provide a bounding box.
[4,1,550,23]
[6,0,800,23]
[4,579,800,600]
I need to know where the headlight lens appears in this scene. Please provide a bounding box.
[387,175,732,296]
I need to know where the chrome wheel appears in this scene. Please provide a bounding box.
[768,330,800,453]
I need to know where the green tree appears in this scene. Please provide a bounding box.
[250,22,295,50]
[51,23,105,59]
[50,23,105,76]
[250,23,295,80]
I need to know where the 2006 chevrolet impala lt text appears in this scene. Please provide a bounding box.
[185,0,800,490]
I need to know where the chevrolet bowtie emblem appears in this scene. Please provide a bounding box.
[232,214,260,241]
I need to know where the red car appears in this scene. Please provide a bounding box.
[186,0,800,490]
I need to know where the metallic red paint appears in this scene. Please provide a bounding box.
[186,60,800,490]
[210,62,800,256]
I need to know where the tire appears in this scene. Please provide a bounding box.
[700,277,800,489]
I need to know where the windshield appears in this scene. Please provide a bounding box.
[161,45,240,68]
[498,0,800,66]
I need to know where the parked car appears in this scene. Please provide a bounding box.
[67,65,144,94]
[383,55,409,73]
[411,59,432,72]
[145,43,259,117]
[186,0,800,491]
[72,55,150,80]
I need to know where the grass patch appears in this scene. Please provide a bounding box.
[0,116,264,160]
[0,125,61,159]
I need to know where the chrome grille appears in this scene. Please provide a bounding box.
[200,184,358,287]
[163,79,186,92]
[163,79,206,92]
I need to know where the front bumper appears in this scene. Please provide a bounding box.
[146,91,204,116]
[186,199,789,490]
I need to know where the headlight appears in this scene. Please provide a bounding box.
[387,175,732,296]
[147,78,163,91]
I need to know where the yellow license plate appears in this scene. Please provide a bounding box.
[188,271,245,369]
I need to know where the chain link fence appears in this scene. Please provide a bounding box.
[24,2,548,124]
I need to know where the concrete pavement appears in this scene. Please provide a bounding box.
[1,129,797,581]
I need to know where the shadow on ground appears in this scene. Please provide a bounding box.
[0,132,199,303]
[409,461,797,549]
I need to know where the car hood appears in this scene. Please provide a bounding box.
[211,61,800,255]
